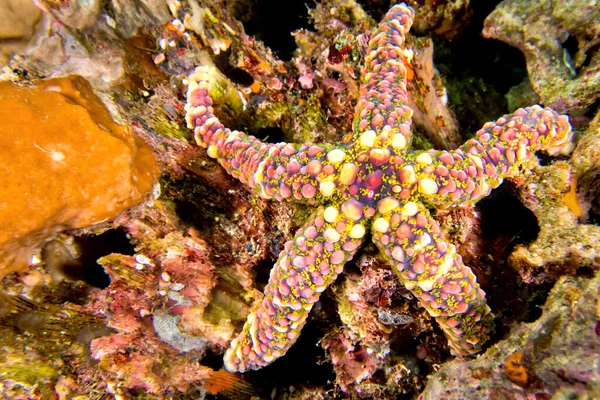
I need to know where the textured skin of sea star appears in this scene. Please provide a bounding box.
[185,4,574,372]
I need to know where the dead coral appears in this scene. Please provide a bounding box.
[0,0,44,64]
[483,0,600,113]
[571,110,600,220]
[508,160,600,284]
[408,0,471,40]
[419,271,600,398]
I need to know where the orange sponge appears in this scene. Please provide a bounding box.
[0,76,158,277]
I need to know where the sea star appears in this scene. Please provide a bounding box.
[185,3,573,372]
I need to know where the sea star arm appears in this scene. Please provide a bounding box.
[409,106,573,207]
[186,66,346,203]
[223,206,366,372]
[351,4,415,151]
[370,200,494,355]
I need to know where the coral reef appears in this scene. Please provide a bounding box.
[408,0,471,40]
[483,0,600,114]
[0,0,598,398]
[508,160,600,284]
[571,110,600,220]
[419,271,600,399]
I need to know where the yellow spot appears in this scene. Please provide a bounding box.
[245,313,261,353]
[468,154,483,169]
[418,233,432,247]
[207,145,219,158]
[369,148,391,164]
[378,197,400,214]
[341,200,364,220]
[349,224,366,239]
[186,79,199,94]
[324,228,341,243]
[402,202,418,216]
[324,206,339,223]
[262,352,276,363]
[224,131,243,145]
[419,179,439,195]
[319,181,336,197]
[381,125,392,136]
[391,246,404,262]
[359,130,376,147]
[418,279,435,292]
[339,163,359,185]
[400,165,416,184]
[392,133,406,149]
[437,254,454,275]
[373,217,390,233]
[481,181,491,196]
[415,152,433,165]
[404,280,416,290]
[205,117,219,127]
[327,149,346,163]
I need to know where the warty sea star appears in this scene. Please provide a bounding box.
[185,3,574,372]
